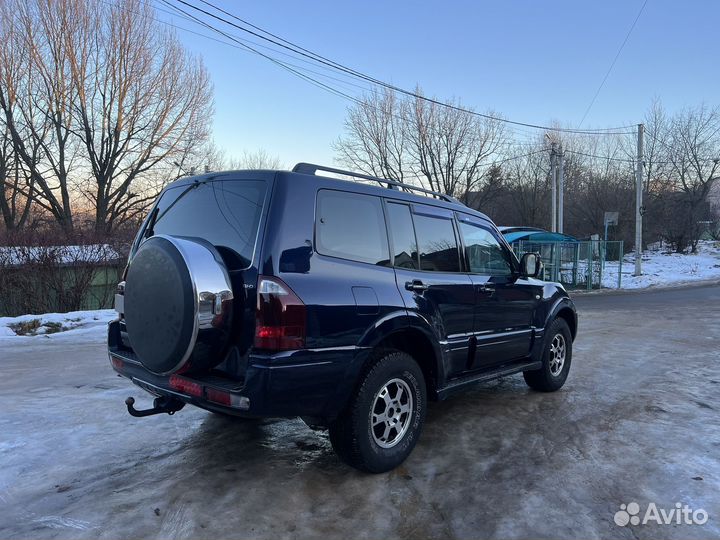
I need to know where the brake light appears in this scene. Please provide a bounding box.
[254,276,306,350]
[110,356,124,370]
[205,387,232,406]
[169,375,203,397]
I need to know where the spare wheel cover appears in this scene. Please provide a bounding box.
[124,234,233,375]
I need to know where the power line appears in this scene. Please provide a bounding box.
[152,0,374,87]
[120,1,566,155]
[126,2,646,171]
[565,146,720,166]
[169,0,638,135]
[565,149,636,163]
[157,0,363,105]
[577,0,649,128]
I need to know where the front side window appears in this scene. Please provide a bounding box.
[413,214,460,272]
[315,190,389,265]
[459,222,513,276]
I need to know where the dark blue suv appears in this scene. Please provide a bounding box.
[108,163,577,473]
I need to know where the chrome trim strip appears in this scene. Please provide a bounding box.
[477,329,532,337]
[251,360,333,370]
[477,339,511,347]
[441,328,532,345]
[306,345,364,353]
[257,345,367,360]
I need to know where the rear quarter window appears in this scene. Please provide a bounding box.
[315,190,389,265]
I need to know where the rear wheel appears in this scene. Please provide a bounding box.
[329,350,426,473]
[523,318,572,392]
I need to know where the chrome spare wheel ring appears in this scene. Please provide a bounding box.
[549,333,566,376]
[370,378,413,449]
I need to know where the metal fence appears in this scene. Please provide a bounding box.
[511,240,625,290]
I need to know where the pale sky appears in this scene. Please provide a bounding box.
[156,0,720,167]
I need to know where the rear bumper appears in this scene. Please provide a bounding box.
[108,320,365,421]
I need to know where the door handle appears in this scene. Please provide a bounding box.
[479,283,495,293]
[405,279,429,292]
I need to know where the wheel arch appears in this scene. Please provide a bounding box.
[373,327,441,400]
[544,297,578,340]
[355,312,443,400]
[556,306,577,339]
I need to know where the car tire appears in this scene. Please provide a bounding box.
[329,350,426,473]
[523,318,572,392]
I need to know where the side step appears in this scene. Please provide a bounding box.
[437,359,541,400]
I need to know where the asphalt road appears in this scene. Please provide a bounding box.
[0,284,718,540]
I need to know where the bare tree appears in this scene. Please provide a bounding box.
[0,0,79,232]
[408,89,507,200]
[662,105,720,252]
[0,0,213,235]
[504,143,551,227]
[64,0,213,233]
[227,149,284,170]
[334,89,409,182]
[0,120,33,231]
[334,88,507,199]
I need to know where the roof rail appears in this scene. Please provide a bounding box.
[292,162,461,205]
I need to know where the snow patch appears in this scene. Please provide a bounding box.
[602,240,720,289]
[0,309,116,340]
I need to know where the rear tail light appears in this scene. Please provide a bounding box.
[170,377,250,410]
[205,387,250,409]
[110,356,124,370]
[169,375,203,397]
[254,276,306,350]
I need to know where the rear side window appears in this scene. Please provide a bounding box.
[149,179,267,269]
[413,214,460,272]
[316,190,389,265]
[386,203,419,269]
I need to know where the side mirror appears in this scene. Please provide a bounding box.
[519,252,542,278]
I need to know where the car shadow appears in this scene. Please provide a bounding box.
[171,374,556,479]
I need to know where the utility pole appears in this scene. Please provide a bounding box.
[634,123,644,276]
[557,143,564,234]
[550,142,557,232]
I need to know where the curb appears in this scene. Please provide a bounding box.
[570,278,720,297]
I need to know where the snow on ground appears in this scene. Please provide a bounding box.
[0,309,116,340]
[602,240,720,289]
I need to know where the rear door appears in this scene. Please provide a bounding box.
[125,174,271,358]
[386,201,475,379]
[457,215,538,368]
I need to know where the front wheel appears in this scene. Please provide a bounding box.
[329,350,426,473]
[523,318,572,392]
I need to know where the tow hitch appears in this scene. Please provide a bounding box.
[125,396,185,417]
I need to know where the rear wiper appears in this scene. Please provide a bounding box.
[144,179,207,239]
[144,206,159,239]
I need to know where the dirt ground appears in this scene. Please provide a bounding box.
[0,283,718,539]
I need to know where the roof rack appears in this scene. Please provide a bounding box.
[292,163,462,205]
